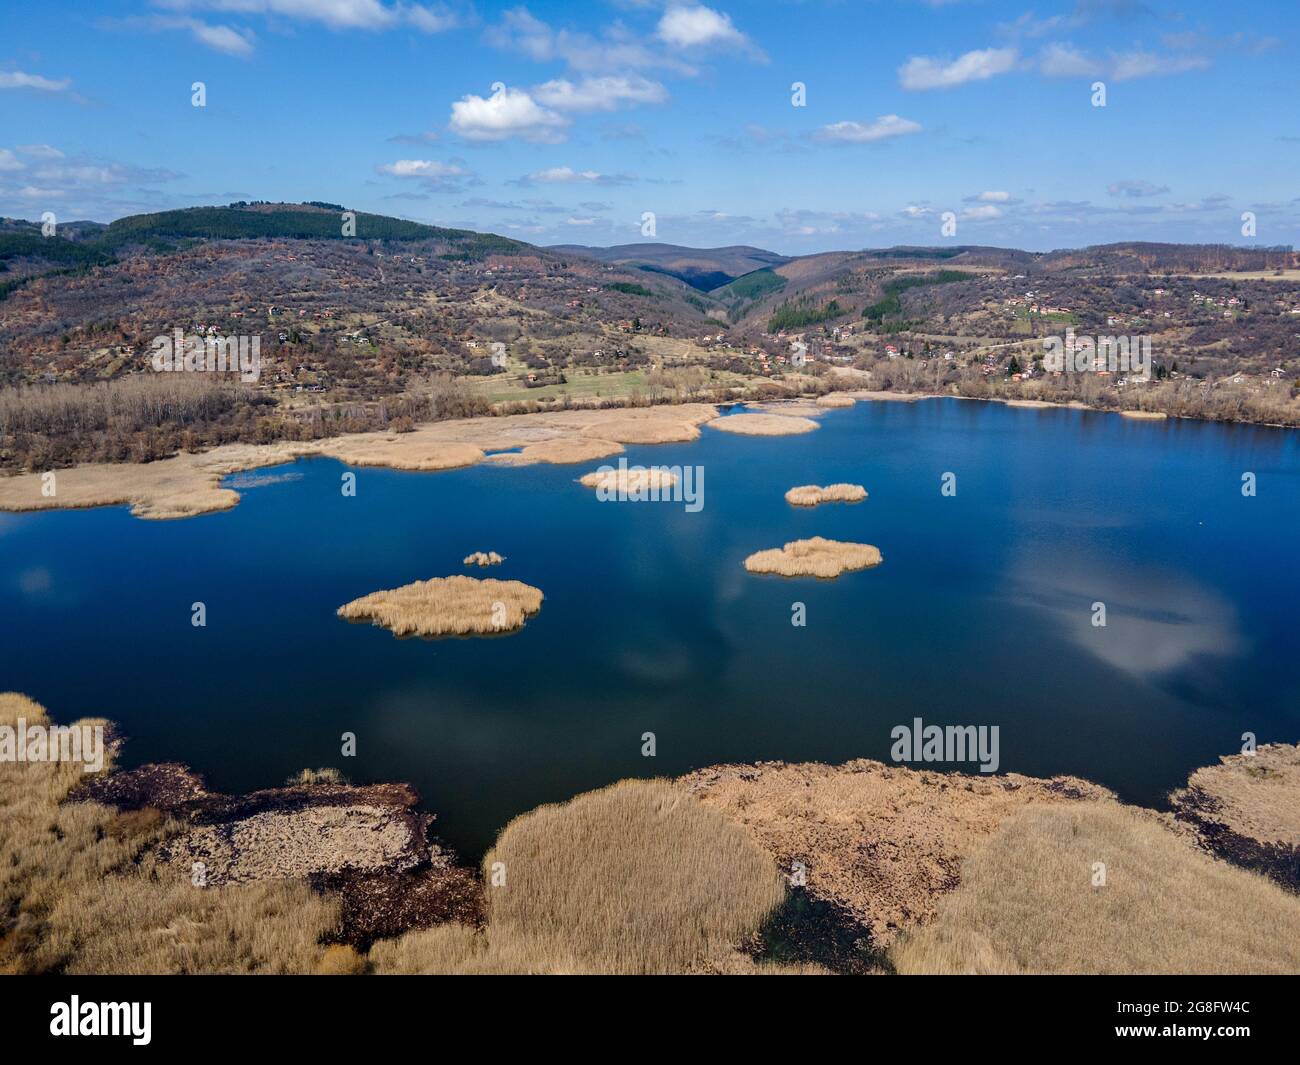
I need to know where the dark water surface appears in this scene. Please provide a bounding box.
[3,399,1297,858]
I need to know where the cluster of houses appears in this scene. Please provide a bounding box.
[1003,291,1071,316]
[1191,292,1244,319]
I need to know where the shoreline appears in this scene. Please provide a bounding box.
[1,389,1294,522]
[8,692,1296,974]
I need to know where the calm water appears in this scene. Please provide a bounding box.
[2,399,1298,858]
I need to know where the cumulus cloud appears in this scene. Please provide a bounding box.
[899,47,1019,90]
[813,115,923,143]
[449,86,569,143]
[376,158,474,191]
[656,5,754,53]
[487,7,695,76]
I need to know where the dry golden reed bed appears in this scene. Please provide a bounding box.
[815,394,857,408]
[784,483,867,507]
[891,803,1300,974]
[372,780,794,975]
[578,466,678,494]
[462,551,505,567]
[708,412,819,436]
[743,536,882,578]
[0,403,718,521]
[8,688,1300,976]
[337,575,543,637]
[1171,742,1300,848]
[0,693,341,974]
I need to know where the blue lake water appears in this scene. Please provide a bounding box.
[2,398,1298,858]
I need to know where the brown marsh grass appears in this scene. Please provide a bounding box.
[337,574,543,637]
[890,803,1300,974]
[1171,742,1300,847]
[578,466,679,494]
[743,536,882,578]
[462,551,505,567]
[784,483,867,507]
[0,693,339,974]
[708,413,819,436]
[479,779,785,974]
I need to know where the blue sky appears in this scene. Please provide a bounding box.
[2,0,1297,252]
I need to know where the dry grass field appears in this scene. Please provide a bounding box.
[890,803,1300,975]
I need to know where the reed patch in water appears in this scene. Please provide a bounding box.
[708,413,819,436]
[463,551,505,567]
[743,536,882,578]
[784,484,867,507]
[578,466,679,494]
[337,575,543,637]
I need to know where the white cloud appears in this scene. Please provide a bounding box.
[449,86,569,143]
[973,190,1011,202]
[0,71,72,92]
[487,8,696,76]
[0,149,23,172]
[813,115,923,144]
[154,1,458,33]
[16,144,65,159]
[1110,49,1210,81]
[533,76,668,113]
[1038,43,1102,77]
[514,166,634,187]
[1107,179,1170,198]
[1039,44,1209,81]
[899,47,1019,90]
[962,204,1003,220]
[657,5,749,50]
[378,159,466,178]
[167,17,255,56]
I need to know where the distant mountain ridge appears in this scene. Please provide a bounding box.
[550,242,792,292]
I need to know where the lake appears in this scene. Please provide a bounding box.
[2,398,1297,859]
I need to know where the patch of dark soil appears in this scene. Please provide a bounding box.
[751,886,890,975]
